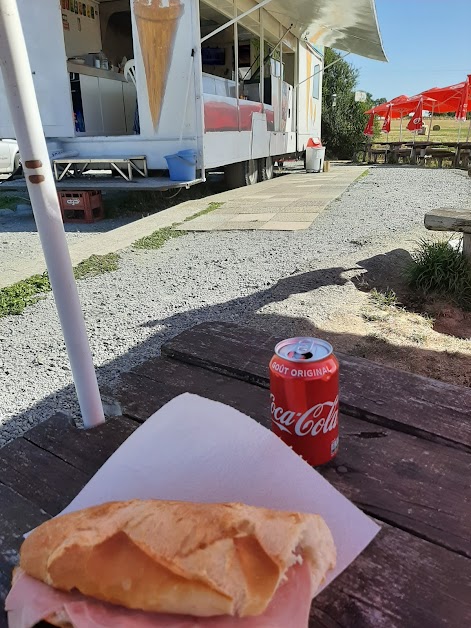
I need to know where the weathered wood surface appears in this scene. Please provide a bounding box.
[115,358,270,427]
[0,438,88,516]
[109,359,471,558]
[0,484,50,619]
[162,322,471,450]
[1,322,470,626]
[24,413,137,475]
[311,522,471,628]
[425,208,471,233]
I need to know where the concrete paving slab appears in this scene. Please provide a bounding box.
[217,222,262,230]
[271,212,320,222]
[259,221,312,230]
[228,213,276,222]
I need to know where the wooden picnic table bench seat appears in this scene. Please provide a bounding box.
[424,208,471,259]
[367,146,388,164]
[423,148,456,168]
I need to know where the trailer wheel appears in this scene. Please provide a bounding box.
[13,153,22,174]
[260,156,274,181]
[224,159,259,189]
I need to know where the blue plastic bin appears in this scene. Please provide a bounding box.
[164,149,197,181]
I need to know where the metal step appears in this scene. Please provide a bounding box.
[53,156,148,182]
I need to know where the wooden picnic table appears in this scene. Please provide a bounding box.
[368,140,471,167]
[0,321,470,627]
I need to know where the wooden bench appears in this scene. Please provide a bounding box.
[367,146,388,164]
[390,146,412,164]
[424,148,456,168]
[424,208,471,259]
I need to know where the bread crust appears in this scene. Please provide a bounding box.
[20,500,335,617]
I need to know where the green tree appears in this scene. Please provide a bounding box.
[321,49,381,159]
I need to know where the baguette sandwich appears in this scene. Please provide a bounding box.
[6,499,336,627]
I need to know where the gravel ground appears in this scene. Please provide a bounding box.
[0,165,469,445]
[0,206,136,277]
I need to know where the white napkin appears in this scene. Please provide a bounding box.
[61,393,379,590]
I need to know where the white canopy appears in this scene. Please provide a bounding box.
[268,0,387,61]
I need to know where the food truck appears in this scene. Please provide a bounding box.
[0,0,386,189]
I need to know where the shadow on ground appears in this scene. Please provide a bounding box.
[1,250,470,444]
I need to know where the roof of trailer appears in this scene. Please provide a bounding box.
[267,0,387,61]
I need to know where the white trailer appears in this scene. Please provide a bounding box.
[0,0,386,190]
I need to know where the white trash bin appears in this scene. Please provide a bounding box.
[305,145,326,173]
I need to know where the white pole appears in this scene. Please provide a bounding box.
[427,105,434,141]
[0,0,104,428]
[399,115,403,141]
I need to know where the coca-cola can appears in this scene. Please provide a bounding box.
[269,337,339,466]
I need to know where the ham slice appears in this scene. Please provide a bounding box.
[5,562,312,628]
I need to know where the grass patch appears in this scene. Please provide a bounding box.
[0,194,24,210]
[73,253,120,280]
[386,116,466,143]
[355,170,369,181]
[0,274,51,317]
[369,288,398,308]
[0,253,120,317]
[133,224,186,250]
[184,201,224,222]
[361,311,386,322]
[406,238,471,310]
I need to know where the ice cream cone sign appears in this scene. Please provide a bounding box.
[364,112,374,136]
[381,105,391,133]
[407,98,423,132]
[134,0,184,129]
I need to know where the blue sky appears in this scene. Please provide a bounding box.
[350,0,471,101]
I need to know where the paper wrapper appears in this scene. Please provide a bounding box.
[59,393,379,591]
[134,0,183,128]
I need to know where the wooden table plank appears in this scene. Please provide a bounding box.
[0,438,88,517]
[324,415,470,558]
[114,358,270,426]
[109,359,471,557]
[312,523,471,627]
[162,322,471,450]
[0,483,50,618]
[24,414,138,475]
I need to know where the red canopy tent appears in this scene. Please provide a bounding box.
[366,94,437,139]
[365,95,409,118]
[419,76,471,140]
[365,77,471,142]
[420,78,471,114]
[381,105,392,134]
[364,112,375,136]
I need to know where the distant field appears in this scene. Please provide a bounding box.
[381,117,470,143]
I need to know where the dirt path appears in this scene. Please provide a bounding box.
[246,226,471,387]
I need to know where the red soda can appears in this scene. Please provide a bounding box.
[269,337,339,466]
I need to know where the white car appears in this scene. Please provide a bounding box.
[0,139,20,174]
